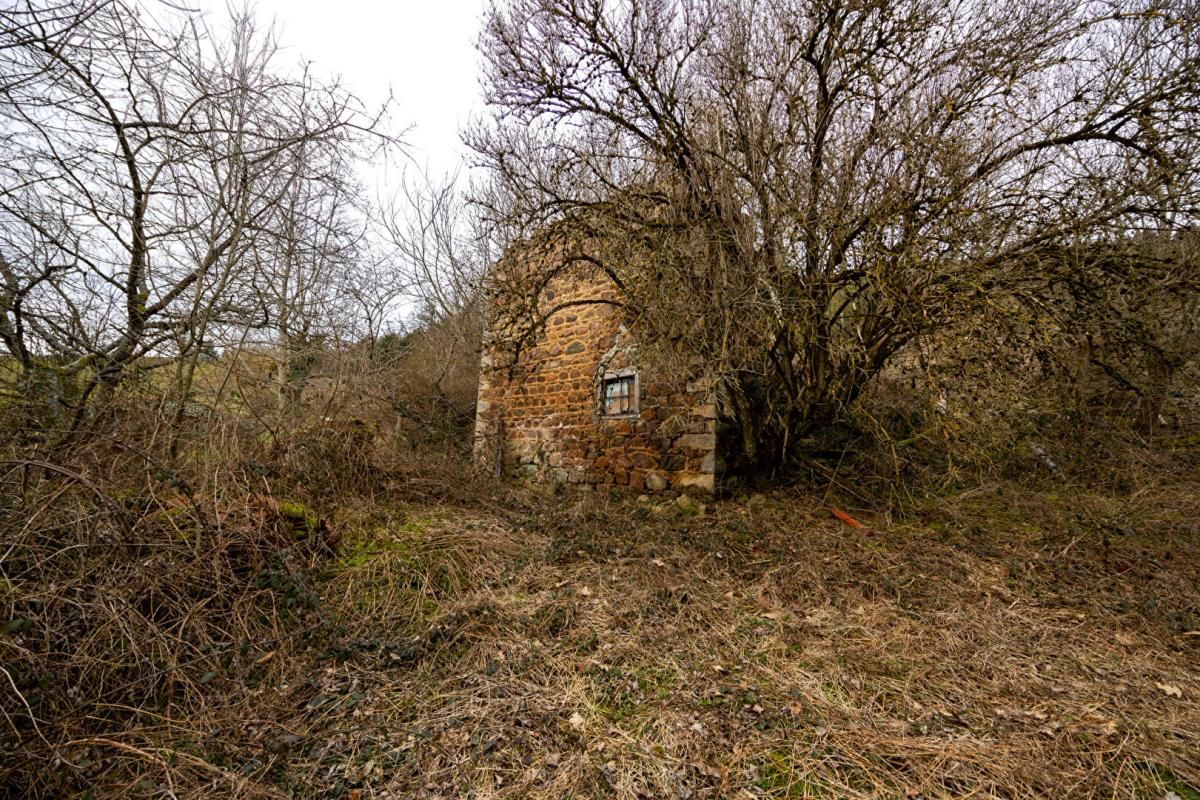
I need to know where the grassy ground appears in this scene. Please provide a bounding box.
[148,475,1200,799]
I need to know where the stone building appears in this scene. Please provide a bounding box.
[473,256,718,493]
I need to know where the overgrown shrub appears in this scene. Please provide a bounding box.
[0,437,334,796]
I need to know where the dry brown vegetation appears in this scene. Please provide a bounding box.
[2,271,1198,799]
[4,402,1197,798]
[385,477,1199,800]
[3,1,1199,798]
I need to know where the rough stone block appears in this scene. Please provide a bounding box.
[644,471,668,492]
[675,472,715,492]
[675,433,716,451]
[631,451,657,469]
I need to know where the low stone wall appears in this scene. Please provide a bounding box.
[474,268,717,493]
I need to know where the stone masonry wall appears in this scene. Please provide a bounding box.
[474,267,717,493]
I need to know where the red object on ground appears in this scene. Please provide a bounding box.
[830,507,866,529]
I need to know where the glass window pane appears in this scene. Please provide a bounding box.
[601,374,636,415]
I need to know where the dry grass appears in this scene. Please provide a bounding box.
[3,425,1198,798]
[73,477,1185,799]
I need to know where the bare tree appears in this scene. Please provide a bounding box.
[473,0,1200,476]
[0,1,391,431]
[245,142,364,413]
[1047,233,1200,433]
[378,171,493,434]
[387,173,489,324]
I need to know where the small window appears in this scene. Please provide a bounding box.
[600,370,638,416]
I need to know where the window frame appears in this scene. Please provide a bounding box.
[598,368,640,418]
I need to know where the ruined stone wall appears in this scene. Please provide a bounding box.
[474,267,717,493]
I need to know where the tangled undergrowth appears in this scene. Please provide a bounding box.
[5,428,1197,799]
[0,409,509,798]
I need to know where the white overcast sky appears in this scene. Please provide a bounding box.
[193,0,490,186]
